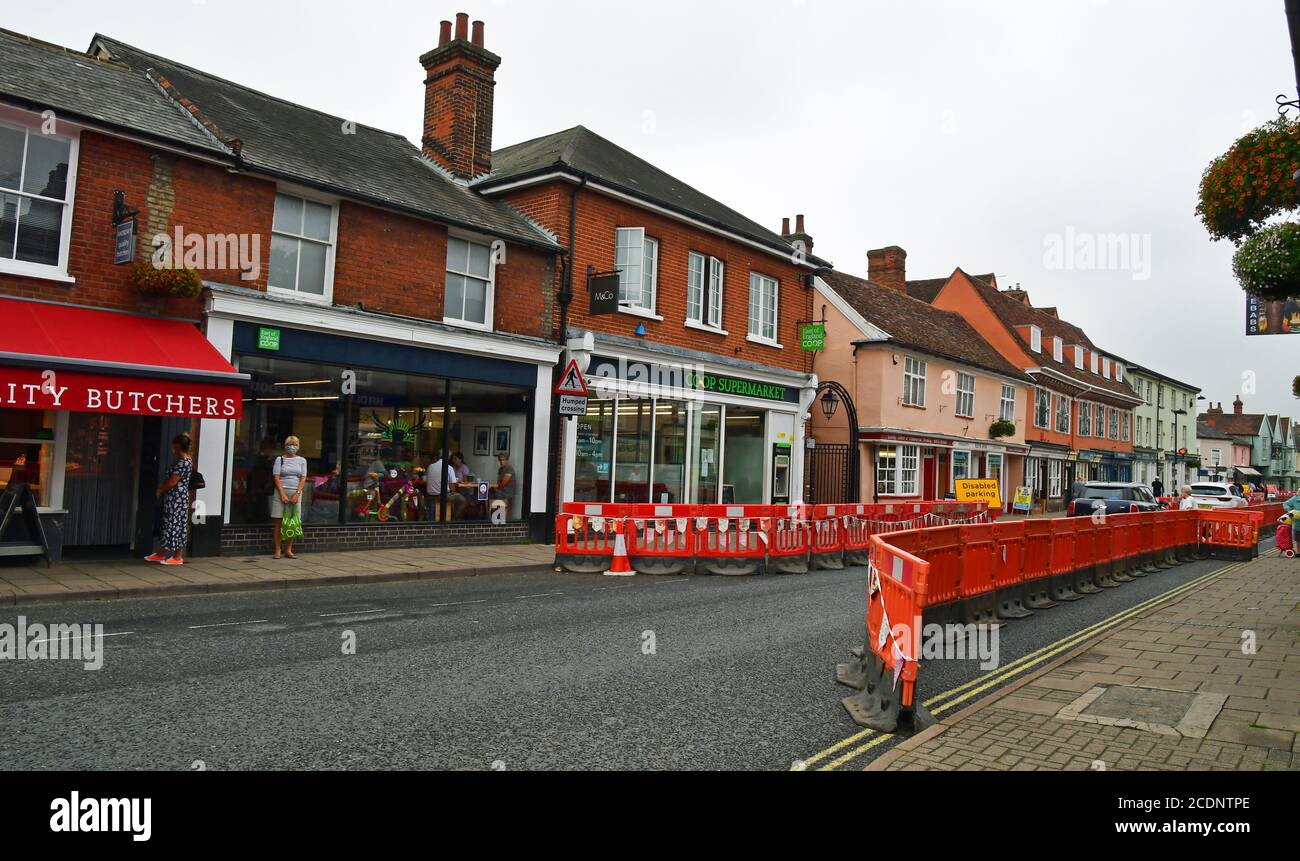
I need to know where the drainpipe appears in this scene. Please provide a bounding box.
[544,177,586,542]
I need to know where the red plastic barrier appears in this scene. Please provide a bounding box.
[769,504,812,573]
[840,503,875,560]
[1199,509,1259,554]
[957,524,996,600]
[1049,518,1077,578]
[1023,519,1053,582]
[1072,517,1096,571]
[917,525,963,609]
[555,504,627,573]
[625,504,696,574]
[693,504,769,575]
[992,521,1027,591]
[866,535,929,709]
[810,504,848,558]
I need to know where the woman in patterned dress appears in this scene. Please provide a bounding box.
[145,433,194,566]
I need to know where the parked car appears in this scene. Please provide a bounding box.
[1067,482,1163,517]
[1186,482,1250,510]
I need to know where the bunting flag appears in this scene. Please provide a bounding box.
[654,519,667,535]
[591,516,605,533]
[695,517,708,532]
[719,518,730,534]
[676,517,688,534]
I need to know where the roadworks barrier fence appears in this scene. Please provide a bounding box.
[835,504,1280,735]
[554,501,992,577]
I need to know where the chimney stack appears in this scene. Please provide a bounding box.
[782,214,814,256]
[420,13,502,179]
[1233,396,1244,416]
[867,246,907,293]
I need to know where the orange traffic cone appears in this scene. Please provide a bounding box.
[604,520,635,577]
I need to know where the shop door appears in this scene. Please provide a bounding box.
[63,413,141,547]
[922,451,937,500]
[985,453,1005,509]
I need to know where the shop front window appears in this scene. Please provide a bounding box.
[877,445,898,495]
[232,355,528,526]
[722,407,764,504]
[689,403,722,504]
[614,398,652,503]
[574,397,615,503]
[0,409,56,507]
[952,450,970,485]
[652,399,687,504]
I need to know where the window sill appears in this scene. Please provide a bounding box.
[900,403,926,411]
[618,306,663,322]
[442,316,494,333]
[0,259,75,285]
[745,334,782,349]
[685,319,728,336]
[267,286,333,305]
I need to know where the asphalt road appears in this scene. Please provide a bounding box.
[0,553,1239,771]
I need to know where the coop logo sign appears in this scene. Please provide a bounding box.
[587,355,800,404]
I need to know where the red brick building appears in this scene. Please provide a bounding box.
[0,20,566,556]
[476,129,829,507]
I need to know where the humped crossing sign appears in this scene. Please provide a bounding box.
[555,359,589,417]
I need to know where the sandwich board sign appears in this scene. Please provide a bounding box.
[556,359,589,417]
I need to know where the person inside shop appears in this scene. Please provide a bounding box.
[450,451,471,484]
[489,451,516,520]
[272,435,308,560]
[145,433,194,566]
[425,455,465,521]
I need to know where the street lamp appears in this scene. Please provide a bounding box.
[820,389,840,420]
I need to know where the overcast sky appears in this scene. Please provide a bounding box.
[9,0,1298,418]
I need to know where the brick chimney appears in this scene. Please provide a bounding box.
[867,246,907,293]
[782,214,814,256]
[420,13,501,179]
[1233,395,1244,416]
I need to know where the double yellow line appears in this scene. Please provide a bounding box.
[798,560,1246,771]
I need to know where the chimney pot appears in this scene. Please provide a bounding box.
[795,214,805,233]
[471,20,484,47]
[781,217,791,235]
[439,20,452,46]
[455,12,469,41]
[1233,396,1244,415]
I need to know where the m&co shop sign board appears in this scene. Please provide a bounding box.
[956,478,1002,509]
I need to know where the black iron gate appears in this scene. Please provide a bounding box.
[805,443,853,505]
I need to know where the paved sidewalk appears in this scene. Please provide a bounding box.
[0,544,556,606]
[869,552,1300,771]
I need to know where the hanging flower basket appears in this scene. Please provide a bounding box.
[1196,117,1300,243]
[988,419,1017,439]
[1232,221,1300,302]
[128,261,204,299]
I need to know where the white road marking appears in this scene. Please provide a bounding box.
[652,578,691,585]
[515,592,564,600]
[426,600,488,608]
[187,620,269,629]
[27,631,135,646]
[593,584,636,591]
[318,609,387,618]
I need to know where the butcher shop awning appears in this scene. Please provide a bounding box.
[0,298,247,419]
[1233,466,1264,480]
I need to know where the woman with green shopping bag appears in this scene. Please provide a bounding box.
[271,435,308,559]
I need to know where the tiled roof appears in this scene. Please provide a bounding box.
[958,272,1140,402]
[478,125,828,266]
[0,29,560,251]
[1198,412,1267,437]
[822,271,1030,382]
[88,35,560,250]
[0,29,224,154]
[905,273,994,304]
[1197,422,1232,441]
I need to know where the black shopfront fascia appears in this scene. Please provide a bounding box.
[229,323,546,540]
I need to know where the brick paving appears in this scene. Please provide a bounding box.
[869,552,1300,771]
[0,543,555,606]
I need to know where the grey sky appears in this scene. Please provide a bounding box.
[8,0,1297,417]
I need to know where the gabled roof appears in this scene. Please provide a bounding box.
[905,273,994,304]
[1196,422,1232,441]
[954,272,1140,403]
[822,271,1030,382]
[87,35,559,251]
[477,125,829,266]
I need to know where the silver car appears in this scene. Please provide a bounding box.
[1187,482,1250,510]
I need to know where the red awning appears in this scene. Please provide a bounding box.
[0,298,245,419]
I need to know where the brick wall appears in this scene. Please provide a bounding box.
[499,181,813,375]
[0,128,556,342]
[219,521,530,556]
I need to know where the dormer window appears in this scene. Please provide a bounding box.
[1074,345,1084,369]
[1052,337,1063,362]
[1090,353,1099,374]
[1103,358,1112,379]
[1030,325,1042,353]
